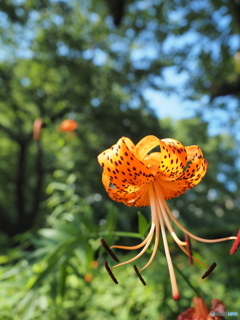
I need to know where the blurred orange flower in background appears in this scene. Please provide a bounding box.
[84,273,93,283]
[33,118,43,140]
[58,119,78,132]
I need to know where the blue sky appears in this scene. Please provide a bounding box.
[144,89,198,120]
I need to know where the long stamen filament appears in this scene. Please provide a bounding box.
[112,225,155,269]
[110,223,155,250]
[140,187,159,271]
[162,193,236,243]
[156,184,208,267]
[140,223,159,272]
[158,207,180,300]
[111,186,158,269]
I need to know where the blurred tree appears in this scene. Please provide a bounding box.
[0,0,239,240]
[0,0,165,238]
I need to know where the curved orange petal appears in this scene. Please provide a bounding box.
[157,179,189,200]
[98,137,154,190]
[135,135,160,160]
[102,171,150,206]
[123,137,138,157]
[156,145,207,200]
[137,136,188,180]
[157,138,188,180]
[177,145,208,186]
[141,152,161,175]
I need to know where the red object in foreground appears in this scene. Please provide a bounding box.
[58,119,78,132]
[177,297,226,320]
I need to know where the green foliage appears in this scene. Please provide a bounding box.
[137,211,150,237]
[0,0,240,319]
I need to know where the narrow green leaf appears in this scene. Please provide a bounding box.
[46,182,68,194]
[106,206,116,231]
[137,211,150,236]
[38,228,73,242]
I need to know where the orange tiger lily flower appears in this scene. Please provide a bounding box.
[58,119,78,132]
[98,136,237,300]
[177,297,226,320]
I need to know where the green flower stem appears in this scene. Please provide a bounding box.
[172,259,202,297]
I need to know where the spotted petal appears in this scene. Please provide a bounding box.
[98,137,154,203]
[102,172,150,206]
[157,138,188,180]
[136,136,188,180]
[179,145,208,187]
[157,145,207,200]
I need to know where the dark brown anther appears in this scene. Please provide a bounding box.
[100,239,120,262]
[230,230,240,255]
[185,234,193,266]
[104,261,118,284]
[133,265,146,286]
[201,262,217,279]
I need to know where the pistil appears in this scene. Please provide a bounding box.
[149,184,180,300]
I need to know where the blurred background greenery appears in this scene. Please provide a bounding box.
[0,0,240,319]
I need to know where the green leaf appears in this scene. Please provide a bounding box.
[106,205,117,231]
[66,173,77,184]
[137,211,149,237]
[38,228,73,243]
[85,242,94,269]
[46,182,68,194]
